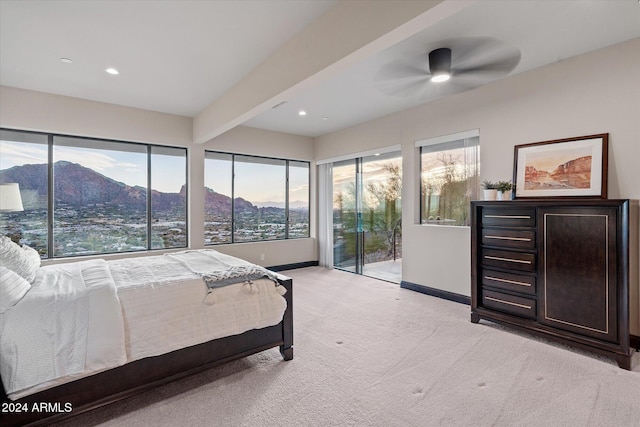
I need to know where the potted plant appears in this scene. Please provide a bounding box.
[482,180,498,200]
[496,180,514,200]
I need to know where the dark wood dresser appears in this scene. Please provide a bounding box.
[471,199,635,369]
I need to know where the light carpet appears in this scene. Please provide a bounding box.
[56,267,640,427]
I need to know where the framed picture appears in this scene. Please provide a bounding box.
[513,133,608,199]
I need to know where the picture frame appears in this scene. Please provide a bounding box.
[513,133,608,199]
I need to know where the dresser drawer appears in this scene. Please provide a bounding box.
[482,228,535,250]
[481,269,536,295]
[482,289,537,319]
[481,248,536,272]
[482,208,536,228]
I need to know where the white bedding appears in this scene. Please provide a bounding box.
[0,259,126,397]
[0,250,287,400]
[108,252,287,361]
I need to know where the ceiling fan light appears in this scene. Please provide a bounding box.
[431,73,450,83]
[429,47,452,83]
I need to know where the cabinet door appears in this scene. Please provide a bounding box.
[538,207,619,342]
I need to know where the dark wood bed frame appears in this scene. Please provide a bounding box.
[0,275,293,427]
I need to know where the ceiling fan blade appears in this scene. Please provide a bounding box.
[451,37,521,77]
[373,53,427,81]
[456,53,521,76]
[374,75,431,97]
[373,52,432,97]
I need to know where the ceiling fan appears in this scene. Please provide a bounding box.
[373,37,521,98]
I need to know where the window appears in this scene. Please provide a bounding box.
[234,155,286,242]
[204,151,309,244]
[151,146,188,249]
[418,131,479,226]
[288,160,310,238]
[0,130,49,256]
[204,152,233,244]
[0,129,188,258]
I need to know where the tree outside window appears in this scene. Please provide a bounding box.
[420,135,479,226]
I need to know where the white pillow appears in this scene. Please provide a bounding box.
[22,244,41,275]
[0,236,40,283]
[0,266,31,313]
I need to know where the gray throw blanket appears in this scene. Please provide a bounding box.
[164,250,282,304]
[199,264,279,289]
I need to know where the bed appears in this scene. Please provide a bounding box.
[0,242,293,427]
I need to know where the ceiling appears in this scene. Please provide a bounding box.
[1,0,639,139]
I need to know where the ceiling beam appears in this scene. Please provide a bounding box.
[193,0,475,144]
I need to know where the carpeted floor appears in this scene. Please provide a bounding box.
[56,267,640,427]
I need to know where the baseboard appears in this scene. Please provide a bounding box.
[267,260,319,272]
[400,281,471,305]
[631,334,640,351]
[402,281,638,350]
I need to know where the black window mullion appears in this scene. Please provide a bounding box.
[419,147,424,224]
[285,160,290,239]
[307,162,311,238]
[231,154,235,244]
[47,135,54,258]
[146,146,152,250]
[184,148,189,248]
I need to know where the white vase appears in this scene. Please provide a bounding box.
[483,189,498,200]
[497,190,512,201]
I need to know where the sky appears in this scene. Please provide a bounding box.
[0,140,184,193]
[204,155,309,204]
[1,140,309,203]
[524,146,592,172]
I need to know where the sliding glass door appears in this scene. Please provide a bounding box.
[332,159,358,273]
[332,152,402,282]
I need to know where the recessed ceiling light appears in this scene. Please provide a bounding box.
[105,68,119,75]
[322,117,328,120]
[60,58,72,64]
[298,110,307,116]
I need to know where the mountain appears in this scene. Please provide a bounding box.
[0,161,258,213]
[252,200,308,209]
[0,161,147,208]
[204,186,255,215]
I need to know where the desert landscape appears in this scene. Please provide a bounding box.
[524,155,592,190]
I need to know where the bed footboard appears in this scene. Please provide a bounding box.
[0,275,293,427]
[277,273,294,361]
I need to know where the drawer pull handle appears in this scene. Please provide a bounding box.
[484,276,532,287]
[485,296,532,310]
[484,255,532,264]
[485,235,532,242]
[484,215,531,219]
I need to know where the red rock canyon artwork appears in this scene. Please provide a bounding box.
[523,147,592,190]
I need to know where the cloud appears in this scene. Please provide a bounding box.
[0,141,47,168]
[54,147,120,172]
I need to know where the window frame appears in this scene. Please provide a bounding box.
[204,150,310,245]
[0,128,189,258]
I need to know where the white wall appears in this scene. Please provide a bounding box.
[0,87,317,268]
[0,86,193,146]
[315,38,640,334]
